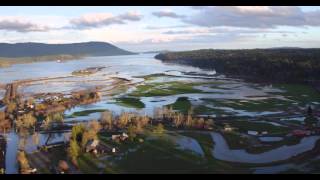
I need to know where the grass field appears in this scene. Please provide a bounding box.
[129,81,204,97]
[115,97,145,109]
[166,97,192,114]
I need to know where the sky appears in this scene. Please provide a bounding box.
[0,6,320,52]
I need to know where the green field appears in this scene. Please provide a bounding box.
[115,97,145,109]
[66,109,106,118]
[129,81,204,97]
[166,97,191,114]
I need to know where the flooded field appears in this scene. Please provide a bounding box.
[1,53,320,174]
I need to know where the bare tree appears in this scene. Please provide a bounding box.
[100,111,113,130]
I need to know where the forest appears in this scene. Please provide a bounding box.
[155,48,320,83]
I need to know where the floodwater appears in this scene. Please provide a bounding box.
[0,53,319,173]
[211,132,320,164]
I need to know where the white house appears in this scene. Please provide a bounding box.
[247,131,258,136]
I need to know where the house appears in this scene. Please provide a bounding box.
[292,129,311,137]
[112,133,129,141]
[85,139,99,153]
[247,131,259,136]
[223,124,235,132]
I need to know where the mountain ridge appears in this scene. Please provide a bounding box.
[0,41,135,58]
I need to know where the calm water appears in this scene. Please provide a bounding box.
[0,53,204,84]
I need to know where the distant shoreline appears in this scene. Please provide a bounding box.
[0,54,85,68]
[0,53,139,68]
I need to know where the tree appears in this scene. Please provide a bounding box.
[195,118,205,129]
[131,115,149,133]
[42,116,52,130]
[185,113,193,128]
[153,123,165,134]
[140,115,150,127]
[118,112,132,128]
[18,137,27,150]
[100,111,113,130]
[68,139,80,164]
[173,113,184,128]
[204,119,214,129]
[0,111,5,121]
[127,124,137,141]
[88,120,101,134]
[51,113,64,123]
[80,131,90,149]
[71,123,85,142]
[15,113,37,131]
[17,151,30,173]
[6,102,16,114]
[32,132,40,146]
[304,116,318,128]
[80,130,97,149]
[307,106,313,116]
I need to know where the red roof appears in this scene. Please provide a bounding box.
[292,130,310,136]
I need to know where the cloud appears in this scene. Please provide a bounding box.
[0,19,49,32]
[118,11,142,21]
[145,25,190,30]
[184,6,320,28]
[152,10,185,19]
[70,11,143,29]
[162,27,296,35]
[163,29,211,35]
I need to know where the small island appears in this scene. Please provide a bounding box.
[72,67,106,76]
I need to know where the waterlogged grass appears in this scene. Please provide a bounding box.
[115,97,145,109]
[193,105,235,116]
[201,98,291,112]
[247,136,302,154]
[222,132,250,150]
[130,81,204,97]
[228,120,290,135]
[166,97,191,114]
[272,84,320,105]
[66,109,106,118]
[220,129,301,154]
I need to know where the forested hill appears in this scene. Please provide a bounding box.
[0,42,135,58]
[155,49,320,83]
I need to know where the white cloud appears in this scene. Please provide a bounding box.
[0,19,49,32]
[184,6,320,28]
[70,11,143,29]
[152,10,185,19]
